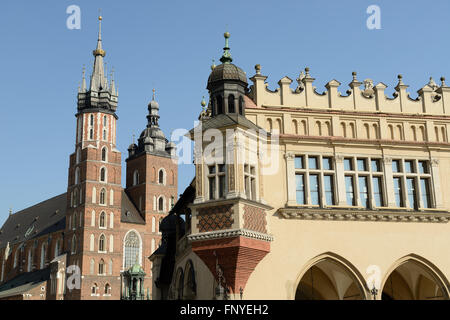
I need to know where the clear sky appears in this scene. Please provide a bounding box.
[1,0,450,225]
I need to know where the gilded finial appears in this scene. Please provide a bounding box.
[152,88,156,101]
[201,96,207,108]
[211,59,216,71]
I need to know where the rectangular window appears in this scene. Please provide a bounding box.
[296,174,305,205]
[322,157,333,170]
[308,157,318,170]
[406,178,417,209]
[209,177,216,200]
[404,160,414,173]
[295,156,304,169]
[244,165,256,201]
[393,177,404,207]
[358,176,369,208]
[392,160,401,173]
[345,176,355,206]
[218,175,225,199]
[418,161,428,174]
[309,174,320,205]
[324,175,334,205]
[372,176,384,207]
[357,159,367,172]
[344,158,353,171]
[371,159,381,172]
[420,178,431,208]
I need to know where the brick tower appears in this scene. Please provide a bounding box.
[65,16,122,299]
[125,90,178,261]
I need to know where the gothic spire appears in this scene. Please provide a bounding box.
[90,16,108,92]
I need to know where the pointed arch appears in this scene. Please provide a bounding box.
[101,146,107,162]
[380,254,450,300]
[294,252,369,300]
[123,230,142,269]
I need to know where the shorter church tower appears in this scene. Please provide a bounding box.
[125,90,178,258]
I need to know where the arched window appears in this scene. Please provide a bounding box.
[100,189,106,205]
[109,235,114,252]
[27,249,33,272]
[158,197,164,212]
[73,189,79,207]
[90,259,95,275]
[71,234,77,254]
[103,115,107,126]
[89,128,94,140]
[54,239,61,258]
[228,94,235,113]
[109,212,114,228]
[98,259,105,275]
[90,234,95,251]
[90,114,94,126]
[103,129,107,141]
[108,259,113,275]
[124,231,141,269]
[105,283,111,295]
[152,217,156,233]
[40,244,46,269]
[92,283,98,295]
[100,167,106,182]
[76,147,81,164]
[133,170,139,186]
[217,95,223,114]
[239,96,244,115]
[99,212,106,228]
[110,189,114,205]
[72,212,77,230]
[99,235,106,252]
[158,169,165,185]
[101,147,107,162]
[92,187,97,204]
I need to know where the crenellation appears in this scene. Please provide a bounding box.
[249,66,450,119]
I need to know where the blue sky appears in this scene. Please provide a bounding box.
[1,0,450,225]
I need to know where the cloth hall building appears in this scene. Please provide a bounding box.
[0,18,178,300]
[151,32,450,300]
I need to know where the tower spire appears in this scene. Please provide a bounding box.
[90,15,108,91]
[220,32,232,64]
[147,88,160,127]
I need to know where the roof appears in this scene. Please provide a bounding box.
[0,194,67,250]
[121,190,145,224]
[0,190,145,250]
[0,267,50,299]
[207,63,248,89]
[189,113,265,136]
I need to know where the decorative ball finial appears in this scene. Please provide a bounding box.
[211,59,216,71]
[398,74,403,80]
[352,71,357,81]
[99,16,102,21]
[224,32,230,39]
[152,88,156,101]
[441,77,446,86]
[201,96,207,108]
[255,64,261,75]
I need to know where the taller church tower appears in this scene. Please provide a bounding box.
[66,16,122,300]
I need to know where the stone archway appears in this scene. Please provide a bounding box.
[295,254,367,300]
[381,257,449,300]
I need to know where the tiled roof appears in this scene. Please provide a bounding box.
[0,267,50,299]
[0,194,67,250]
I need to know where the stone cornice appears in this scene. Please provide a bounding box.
[277,207,450,223]
[188,228,274,242]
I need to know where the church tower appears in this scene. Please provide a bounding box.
[125,90,178,258]
[66,16,122,300]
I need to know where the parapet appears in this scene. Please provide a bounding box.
[248,66,450,116]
